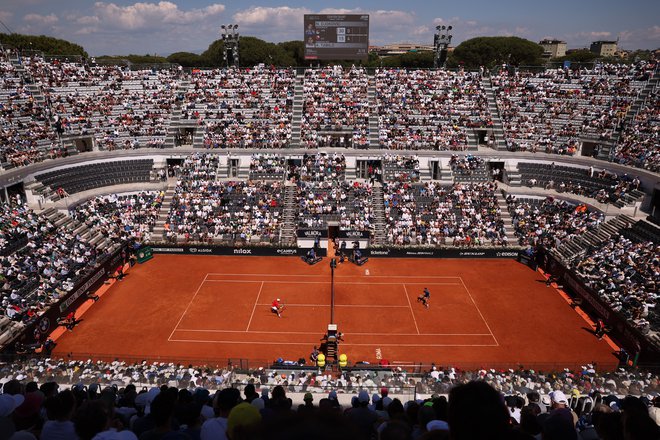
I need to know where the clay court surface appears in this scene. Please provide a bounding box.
[53,255,618,370]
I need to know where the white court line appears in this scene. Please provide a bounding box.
[459,277,500,347]
[206,273,460,279]
[169,338,498,347]
[336,275,460,279]
[206,273,325,277]
[245,281,264,332]
[249,303,410,308]
[174,329,493,336]
[402,285,420,335]
[204,280,460,285]
[168,273,208,342]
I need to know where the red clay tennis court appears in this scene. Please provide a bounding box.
[53,255,619,370]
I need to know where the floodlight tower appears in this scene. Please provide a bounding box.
[220,24,240,68]
[433,25,453,68]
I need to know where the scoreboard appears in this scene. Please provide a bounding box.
[304,14,369,60]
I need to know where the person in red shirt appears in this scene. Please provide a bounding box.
[57,312,82,331]
[271,298,284,318]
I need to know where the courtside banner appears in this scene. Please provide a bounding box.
[296,229,326,238]
[366,248,521,258]
[338,230,370,239]
[150,246,326,257]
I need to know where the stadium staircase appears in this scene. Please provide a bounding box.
[597,71,659,161]
[495,191,518,244]
[289,73,305,148]
[550,214,635,265]
[481,77,508,151]
[164,80,191,148]
[279,182,298,245]
[370,183,387,246]
[437,164,454,184]
[24,180,57,203]
[43,206,117,254]
[152,180,178,241]
[504,165,523,187]
[367,75,380,148]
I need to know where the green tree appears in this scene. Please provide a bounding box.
[554,49,599,63]
[627,49,652,63]
[0,33,87,57]
[452,36,544,69]
[200,39,225,67]
[167,52,204,67]
[399,51,435,68]
[200,36,296,67]
[278,40,305,65]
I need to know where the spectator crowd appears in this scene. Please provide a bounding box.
[575,234,659,336]
[0,357,658,439]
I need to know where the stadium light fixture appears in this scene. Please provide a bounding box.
[433,24,454,69]
[220,23,240,68]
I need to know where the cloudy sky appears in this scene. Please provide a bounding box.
[0,0,658,56]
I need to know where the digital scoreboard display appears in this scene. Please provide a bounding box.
[304,14,369,60]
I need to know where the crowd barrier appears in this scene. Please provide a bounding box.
[365,248,521,258]
[150,245,320,257]
[544,251,660,364]
[149,244,522,259]
[16,244,129,347]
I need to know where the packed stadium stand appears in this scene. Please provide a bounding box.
[376,68,491,150]
[182,66,295,149]
[0,49,659,439]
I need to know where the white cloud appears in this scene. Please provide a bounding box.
[23,13,58,25]
[411,25,430,36]
[89,1,226,30]
[318,8,359,15]
[76,15,100,26]
[577,31,612,39]
[371,10,415,25]
[233,6,310,26]
[432,17,461,26]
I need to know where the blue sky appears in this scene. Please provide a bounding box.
[0,0,658,56]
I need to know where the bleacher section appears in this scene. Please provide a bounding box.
[0,53,61,168]
[35,159,153,195]
[249,154,287,181]
[612,93,659,173]
[375,69,491,150]
[182,67,294,148]
[492,64,651,155]
[165,154,282,244]
[383,181,506,246]
[32,61,179,150]
[0,55,657,173]
[381,154,420,182]
[506,195,604,248]
[573,219,660,336]
[517,162,645,206]
[300,66,369,148]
